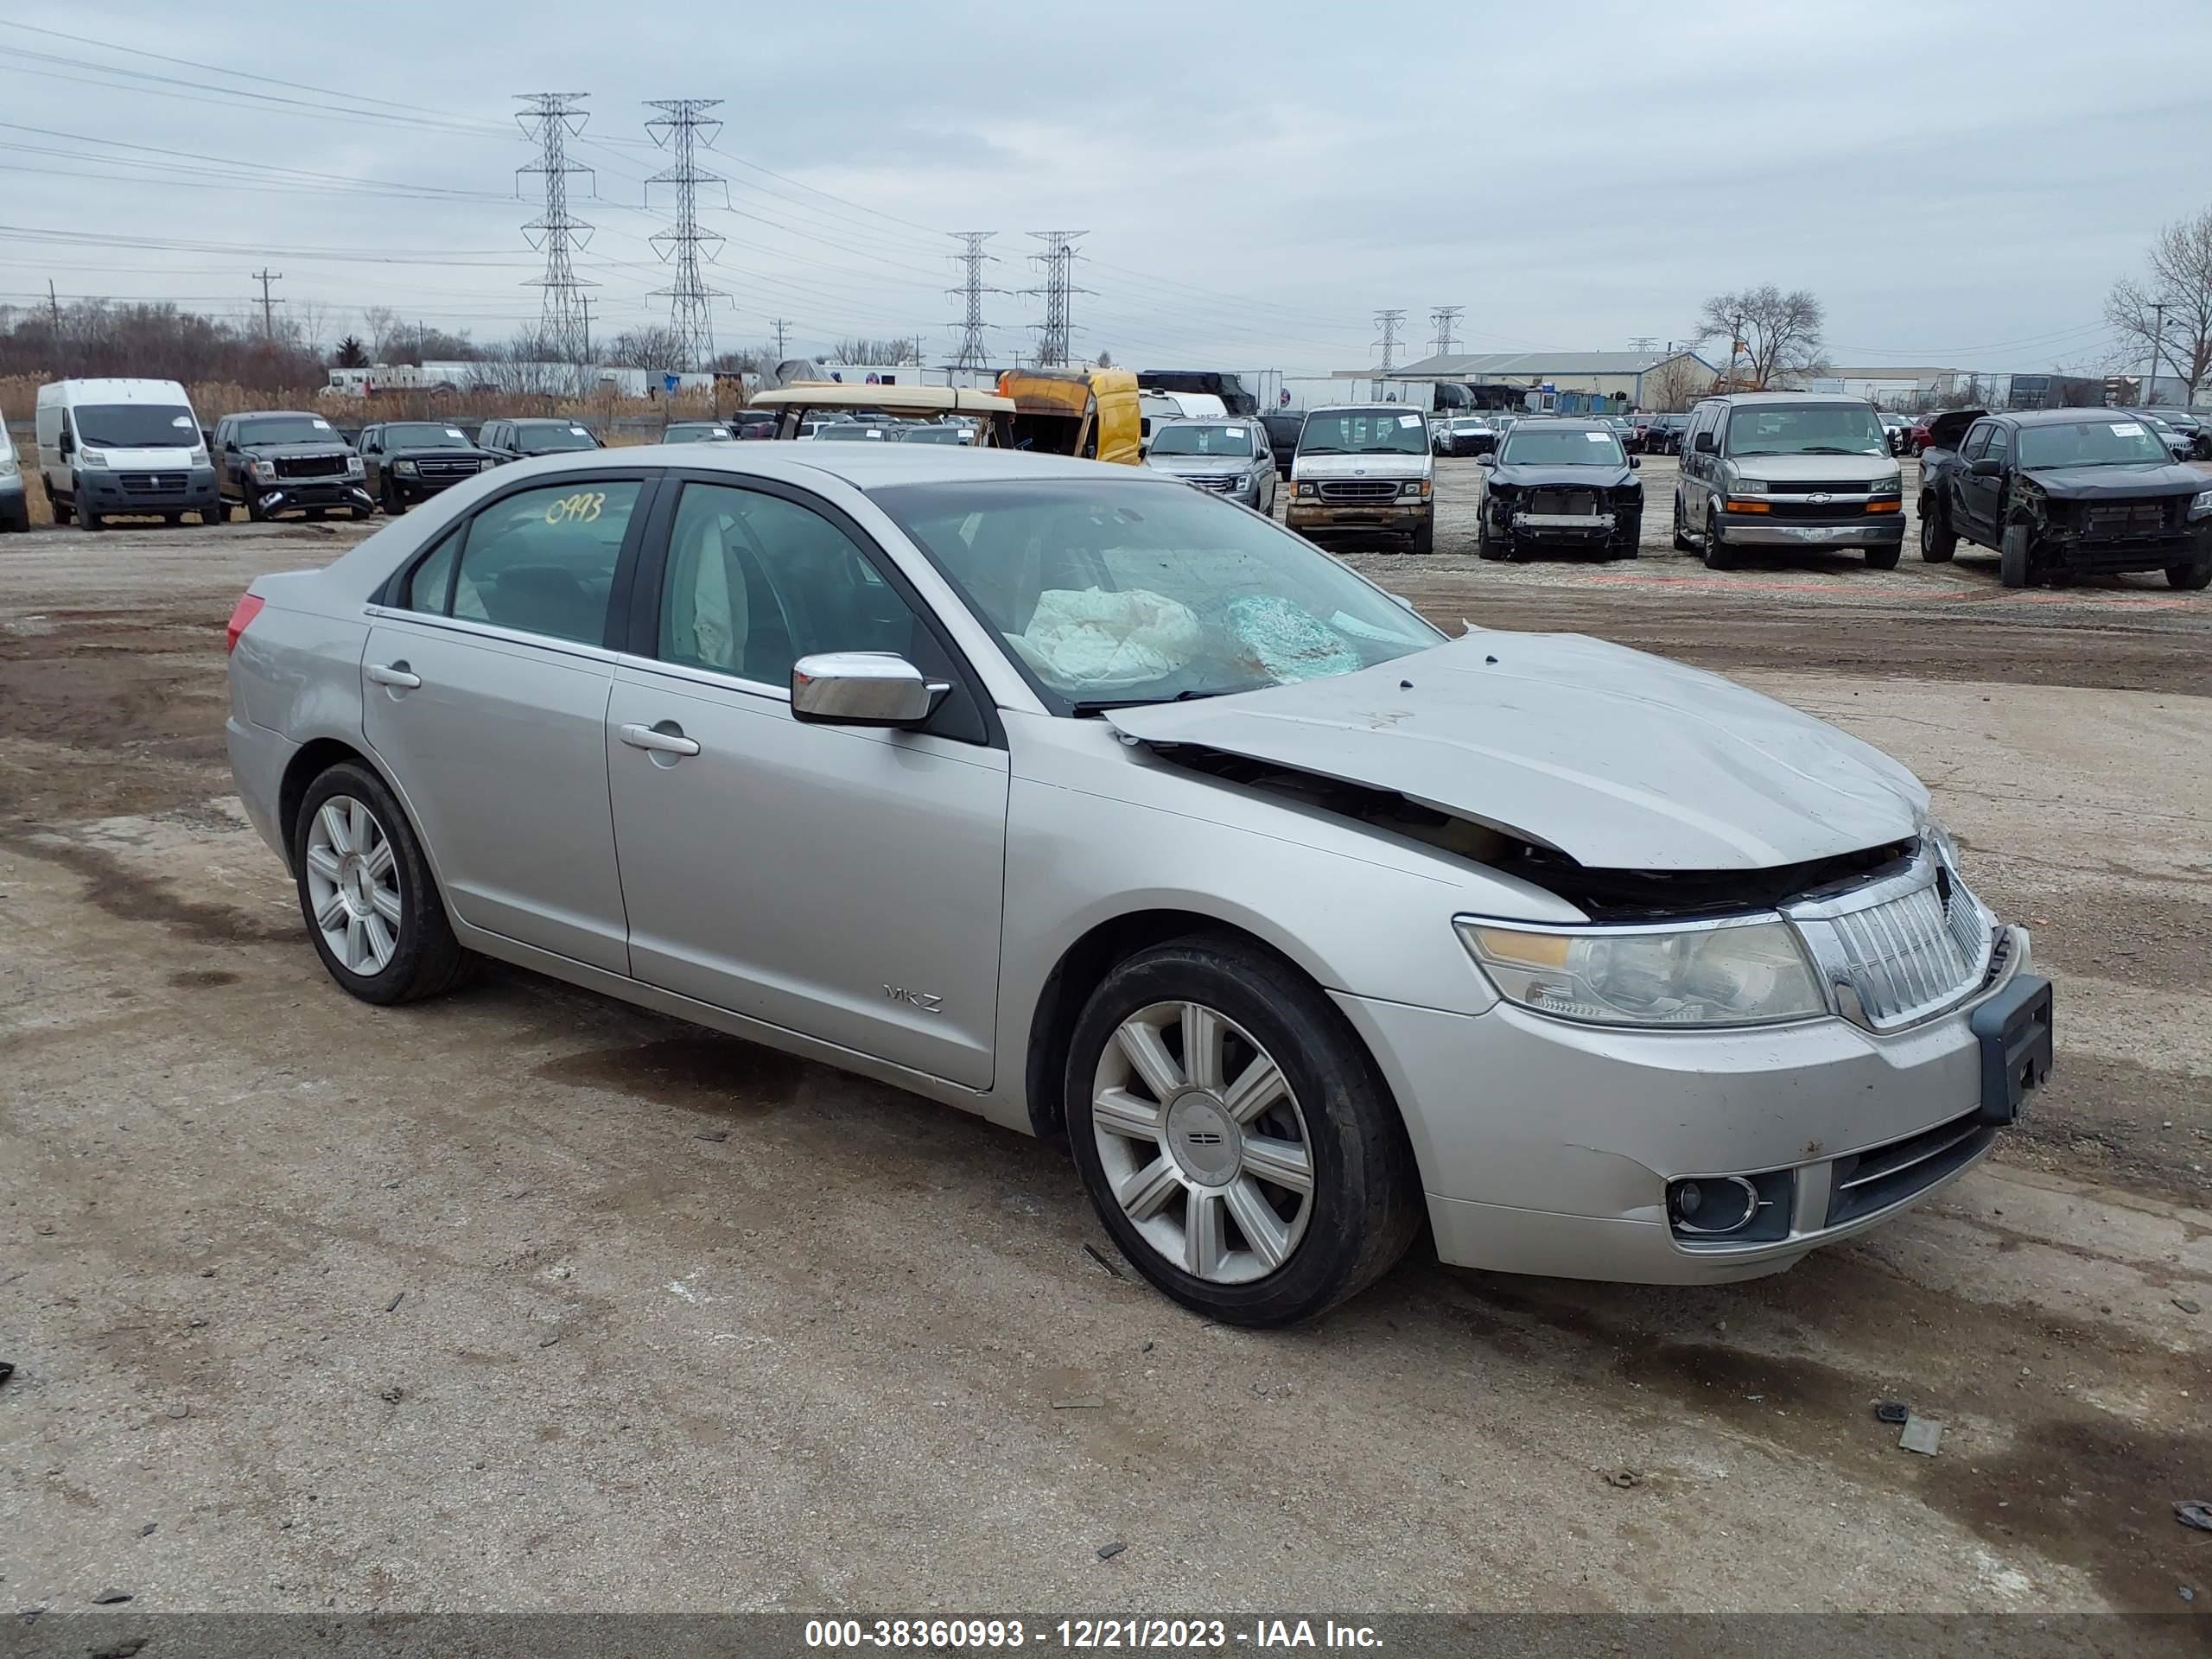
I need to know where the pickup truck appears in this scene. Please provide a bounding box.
[1917,407,2212,589]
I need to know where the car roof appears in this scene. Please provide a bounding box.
[1506,416,1611,431]
[227,409,323,421]
[2002,406,2161,427]
[514,416,591,427]
[521,440,1155,493]
[1700,391,1872,406]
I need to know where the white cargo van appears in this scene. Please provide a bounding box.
[0,401,25,532]
[35,378,223,530]
[1285,403,1436,553]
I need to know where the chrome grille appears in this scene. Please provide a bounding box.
[1765,479,1871,494]
[414,457,480,482]
[1179,474,1238,492]
[1317,479,1399,503]
[1788,855,1993,1031]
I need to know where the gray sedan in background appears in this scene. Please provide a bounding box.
[225,442,2050,1325]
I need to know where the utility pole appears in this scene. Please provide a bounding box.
[1024,231,1089,368]
[1373,308,1406,391]
[1427,305,1463,358]
[252,268,283,336]
[2145,300,2168,404]
[1725,312,1745,388]
[515,92,598,372]
[644,99,729,372]
[48,278,61,329]
[769,317,791,359]
[948,232,1002,372]
[578,295,594,365]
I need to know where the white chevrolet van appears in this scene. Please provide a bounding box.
[35,378,223,530]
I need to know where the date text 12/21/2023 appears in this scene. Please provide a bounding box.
[803,1618,1383,1650]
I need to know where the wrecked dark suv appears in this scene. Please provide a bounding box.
[1476,416,1643,561]
[213,411,374,523]
[1918,408,2212,589]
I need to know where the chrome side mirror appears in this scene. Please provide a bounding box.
[791,652,946,727]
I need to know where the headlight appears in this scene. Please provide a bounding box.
[1401,479,1431,499]
[1872,478,1903,497]
[346,455,365,478]
[394,459,417,474]
[1295,481,1317,498]
[80,450,109,469]
[1919,815,1962,872]
[250,460,278,484]
[1456,916,1827,1028]
[0,449,16,475]
[2190,486,2212,518]
[188,446,208,467]
[1729,475,1768,494]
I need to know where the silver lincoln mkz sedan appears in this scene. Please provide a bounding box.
[226,443,2054,1325]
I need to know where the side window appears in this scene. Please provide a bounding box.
[1961,423,1991,460]
[1984,425,2012,466]
[657,483,932,690]
[449,480,642,645]
[403,528,462,613]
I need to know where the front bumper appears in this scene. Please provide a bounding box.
[244,478,374,515]
[1287,499,1431,537]
[1715,513,1906,549]
[1332,925,2036,1284]
[2044,523,2211,575]
[76,466,219,512]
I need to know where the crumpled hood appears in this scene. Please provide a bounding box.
[239,441,353,459]
[2029,461,2208,500]
[1108,631,1928,871]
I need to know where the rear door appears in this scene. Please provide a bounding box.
[362,472,656,973]
[604,475,1009,1087]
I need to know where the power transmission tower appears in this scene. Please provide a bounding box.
[515,92,597,368]
[252,268,283,337]
[1024,231,1090,368]
[1372,308,1407,378]
[1427,305,1463,357]
[1628,334,1660,353]
[947,232,1003,371]
[769,318,791,358]
[644,99,729,372]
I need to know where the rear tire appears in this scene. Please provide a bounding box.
[1999,522,2032,589]
[1065,934,1421,1327]
[1918,499,1956,561]
[292,762,468,1007]
[2167,559,2212,591]
[48,488,72,526]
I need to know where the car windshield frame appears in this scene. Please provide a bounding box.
[1498,427,1628,467]
[1722,402,1889,459]
[1295,408,1430,457]
[230,415,341,447]
[384,423,476,450]
[2016,417,2177,470]
[1147,423,1255,458]
[72,404,200,448]
[868,475,1447,717]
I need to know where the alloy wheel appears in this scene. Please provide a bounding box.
[1090,1001,1314,1284]
[303,794,403,975]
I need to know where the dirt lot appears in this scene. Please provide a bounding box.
[3,461,2209,1625]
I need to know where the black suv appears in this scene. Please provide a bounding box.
[357,422,495,514]
[478,418,605,463]
[212,410,374,522]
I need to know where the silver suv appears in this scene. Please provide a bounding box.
[1672,392,1906,571]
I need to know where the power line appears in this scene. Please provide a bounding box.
[947,232,1001,371]
[1372,308,1407,376]
[1025,232,1088,368]
[1428,305,1463,357]
[643,99,728,372]
[516,93,596,365]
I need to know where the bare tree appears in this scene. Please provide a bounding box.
[827,335,920,365]
[2105,207,2212,404]
[1643,353,1714,412]
[361,306,401,363]
[602,325,685,369]
[1696,285,1827,388]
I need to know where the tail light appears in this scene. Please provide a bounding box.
[225,593,264,655]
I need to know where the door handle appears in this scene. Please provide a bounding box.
[367,662,421,689]
[619,721,701,758]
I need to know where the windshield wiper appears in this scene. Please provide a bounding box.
[1070,687,1253,717]
[1798,445,1878,454]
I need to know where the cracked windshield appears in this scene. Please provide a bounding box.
[875,478,1444,709]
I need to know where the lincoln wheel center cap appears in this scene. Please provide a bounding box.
[1164,1090,1243,1187]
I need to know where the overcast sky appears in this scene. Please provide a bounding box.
[3,1,2207,376]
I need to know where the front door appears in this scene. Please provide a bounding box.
[362,475,652,973]
[606,478,1008,1088]
[1955,423,2000,536]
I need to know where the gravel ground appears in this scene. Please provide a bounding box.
[3,473,2209,1624]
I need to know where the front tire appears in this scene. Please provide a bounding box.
[1919,498,1956,561]
[1065,936,1421,1327]
[1671,494,1694,551]
[1865,542,1901,570]
[2168,559,2212,591]
[293,762,467,1006]
[77,498,101,532]
[1702,506,1736,570]
[1408,516,1434,556]
[1999,522,2033,589]
[204,501,230,525]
